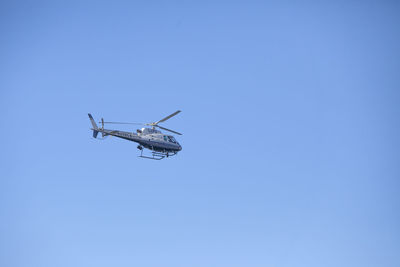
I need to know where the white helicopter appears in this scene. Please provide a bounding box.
[88,111,182,160]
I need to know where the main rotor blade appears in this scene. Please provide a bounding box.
[100,121,144,125]
[155,125,182,135]
[154,110,181,124]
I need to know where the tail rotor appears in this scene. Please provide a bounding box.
[101,118,105,137]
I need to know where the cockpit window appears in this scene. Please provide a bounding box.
[168,136,176,143]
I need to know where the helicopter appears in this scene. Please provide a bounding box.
[88,110,182,160]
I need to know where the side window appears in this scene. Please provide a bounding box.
[163,136,167,141]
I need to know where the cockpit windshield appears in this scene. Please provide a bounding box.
[168,136,177,143]
[163,135,178,144]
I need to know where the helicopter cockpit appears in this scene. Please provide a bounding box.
[163,135,178,144]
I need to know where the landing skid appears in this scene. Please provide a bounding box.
[138,147,177,160]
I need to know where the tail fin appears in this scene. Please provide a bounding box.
[88,113,99,138]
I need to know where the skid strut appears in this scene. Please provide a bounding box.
[138,147,176,160]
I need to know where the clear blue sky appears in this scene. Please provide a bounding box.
[1,1,399,267]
